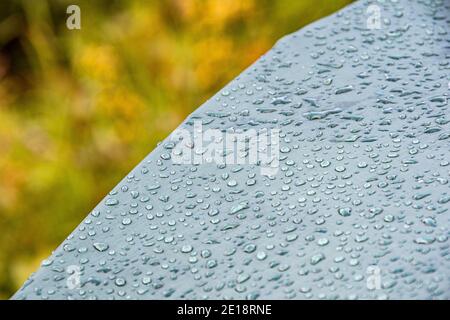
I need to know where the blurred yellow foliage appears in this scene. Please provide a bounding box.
[77,44,119,83]
[0,0,352,298]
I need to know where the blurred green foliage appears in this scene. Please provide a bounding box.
[0,0,352,298]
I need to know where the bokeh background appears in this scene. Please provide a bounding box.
[0,0,353,298]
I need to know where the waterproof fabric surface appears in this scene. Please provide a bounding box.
[14,0,450,299]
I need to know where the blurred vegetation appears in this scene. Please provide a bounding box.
[0,0,353,298]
